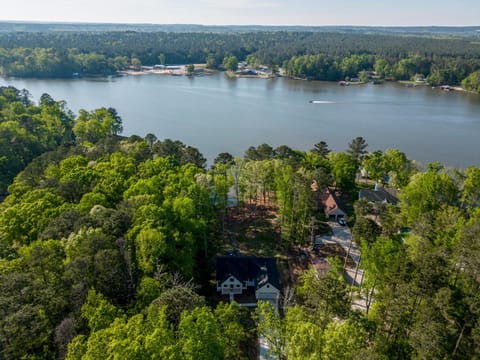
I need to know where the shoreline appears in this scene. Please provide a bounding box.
[0,70,473,94]
[121,67,278,79]
[120,63,210,77]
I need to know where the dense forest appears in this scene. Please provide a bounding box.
[1,85,480,358]
[1,30,480,90]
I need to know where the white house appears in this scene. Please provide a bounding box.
[216,256,280,306]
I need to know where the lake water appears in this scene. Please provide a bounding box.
[2,73,480,168]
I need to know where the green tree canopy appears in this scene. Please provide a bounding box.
[329,152,358,191]
[347,136,368,160]
[73,107,123,144]
[223,56,239,72]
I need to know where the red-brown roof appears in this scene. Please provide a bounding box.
[318,188,345,215]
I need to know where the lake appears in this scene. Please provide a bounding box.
[1,73,480,168]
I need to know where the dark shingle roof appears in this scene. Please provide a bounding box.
[216,256,280,290]
[359,188,399,205]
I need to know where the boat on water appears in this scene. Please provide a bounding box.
[309,100,334,104]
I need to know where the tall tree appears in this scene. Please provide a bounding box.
[213,152,234,166]
[73,107,123,144]
[322,320,368,360]
[362,150,385,182]
[383,148,415,188]
[329,152,358,191]
[223,56,238,72]
[178,307,225,360]
[461,166,480,209]
[347,137,368,160]
[311,141,331,157]
[399,167,458,227]
[296,264,351,330]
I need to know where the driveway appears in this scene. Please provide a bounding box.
[259,334,276,360]
[315,221,366,311]
[327,222,361,263]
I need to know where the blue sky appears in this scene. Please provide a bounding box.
[3,0,479,26]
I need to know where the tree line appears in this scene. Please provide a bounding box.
[282,52,480,86]
[1,31,480,89]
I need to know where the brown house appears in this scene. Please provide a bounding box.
[314,186,346,220]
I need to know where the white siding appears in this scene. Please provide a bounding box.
[256,283,279,301]
[219,276,244,295]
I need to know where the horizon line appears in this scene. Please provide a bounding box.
[0,19,479,28]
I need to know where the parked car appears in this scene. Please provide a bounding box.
[338,218,346,226]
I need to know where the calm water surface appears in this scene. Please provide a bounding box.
[2,74,480,167]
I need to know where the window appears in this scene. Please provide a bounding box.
[266,285,270,288]
[230,277,234,282]
[236,284,240,287]
[230,284,234,288]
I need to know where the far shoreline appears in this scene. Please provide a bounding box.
[0,69,472,94]
[116,66,471,93]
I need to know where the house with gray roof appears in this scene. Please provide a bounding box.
[359,184,399,206]
[216,256,280,306]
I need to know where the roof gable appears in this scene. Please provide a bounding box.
[318,188,345,214]
[256,282,279,293]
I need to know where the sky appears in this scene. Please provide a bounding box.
[2,0,480,26]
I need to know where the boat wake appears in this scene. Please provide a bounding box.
[309,100,335,104]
